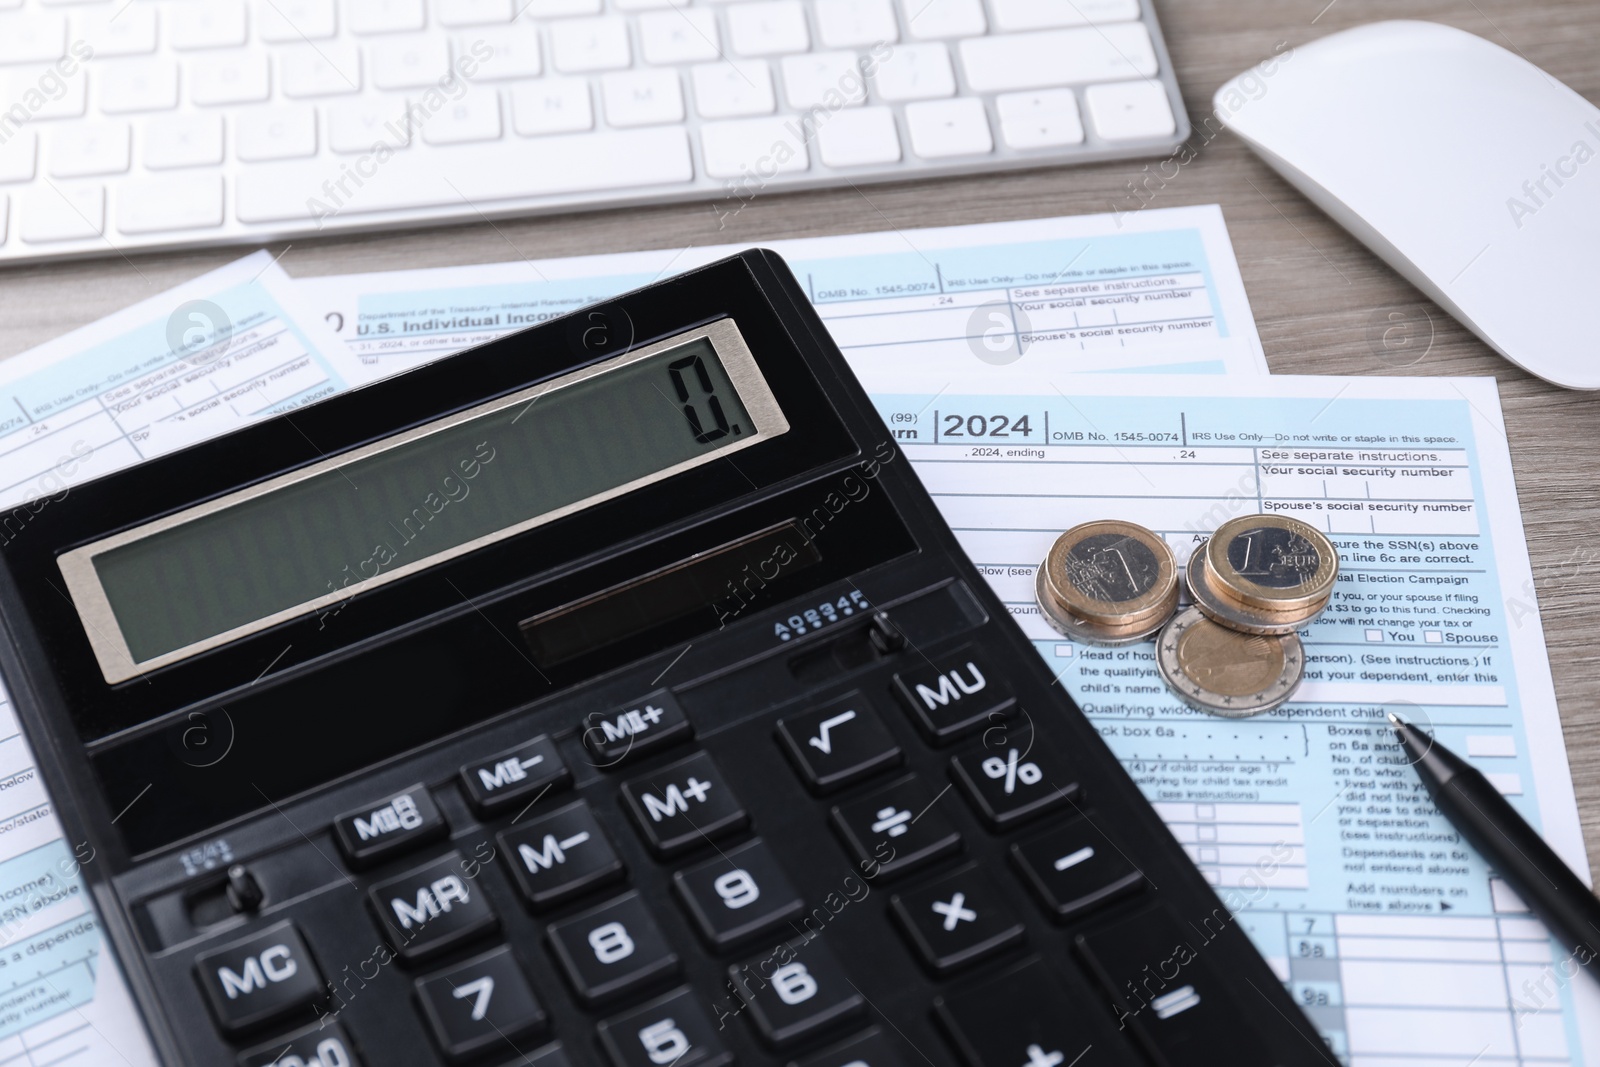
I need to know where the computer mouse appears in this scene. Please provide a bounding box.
[1214,21,1600,389]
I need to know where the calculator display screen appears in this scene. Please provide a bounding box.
[60,322,787,683]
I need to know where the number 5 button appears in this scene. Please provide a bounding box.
[415,946,548,1063]
[673,838,805,950]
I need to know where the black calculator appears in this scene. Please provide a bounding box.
[0,251,1324,1067]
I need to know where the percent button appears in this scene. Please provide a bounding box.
[951,729,1080,831]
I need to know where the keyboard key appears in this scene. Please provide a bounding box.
[189,53,272,106]
[691,59,776,119]
[1075,906,1274,1065]
[950,727,1079,829]
[818,107,901,167]
[791,1028,903,1067]
[934,958,1116,1067]
[371,33,452,89]
[257,0,339,42]
[195,921,325,1035]
[581,689,692,766]
[327,96,412,153]
[283,43,364,96]
[870,42,955,101]
[498,799,626,910]
[421,87,503,144]
[639,8,721,65]
[0,132,36,184]
[728,936,864,1047]
[469,25,543,80]
[237,105,320,161]
[781,52,867,110]
[550,16,632,73]
[776,691,901,793]
[672,838,805,950]
[523,0,601,14]
[511,78,594,135]
[727,1,810,56]
[144,113,225,169]
[333,784,447,867]
[118,173,226,234]
[416,946,548,1062]
[240,1022,362,1067]
[547,892,680,1006]
[891,645,1014,742]
[996,89,1084,149]
[831,774,962,880]
[815,0,898,47]
[1085,80,1176,141]
[889,864,1025,974]
[960,24,1158,93]
[348,0,428,34]
[460,734,570,815]
[369,852,499,963]
[621,750,748,857]
[47,122,130,178]
[18,184,104,243]
[597,987,732,1067]
[991,0,1140,30]
[0,12,65,64]
[602,69,685,127]
[82,6,158,57]
[1010,814,1144,920]
[98,59,179,114]
[437,0,515,25]
[899,0,985,40]
[169,1,249,49]
[701,117,809,179]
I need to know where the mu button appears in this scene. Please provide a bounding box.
[892,646,1016,743]
[369,852,499,964]
[621,751,748,857]
[195,921,324,1036]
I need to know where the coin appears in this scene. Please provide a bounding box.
[1034,567,1173,646]
[1186,548,1327,635]
[1205,515,1338,611]
[1041,520,1178,628]
[1155,606,1304,717]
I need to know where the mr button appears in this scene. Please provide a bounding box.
[195,921,324,1035]
[369,853,499,963]
[892,646,1015,743]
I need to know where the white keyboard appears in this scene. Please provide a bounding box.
[0,0,1186,264]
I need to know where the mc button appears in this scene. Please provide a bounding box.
[892,646,1016,744]
[195,921,324,1036]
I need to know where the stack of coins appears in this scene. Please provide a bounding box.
[1035,520,1179,645]
[1157,515,1339,717]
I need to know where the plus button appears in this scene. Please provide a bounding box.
[683,777,713,803]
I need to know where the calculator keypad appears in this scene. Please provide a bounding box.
[776,692,902,794]
[196,921,326,1036]
[672,838,806,950]
[621,751,749,857]
[891,647,1016,743]
[368,853,499,963]
[415,946,548,1062]
[582,690,693,766]
[889,865,1026,975]
[547,891,682,1006]
[597,987,733,1067]
[460,734,571,816]
[333,784,447,868]
[499,800,627,910]
[830,775,963,880]
[728,937,866,1048]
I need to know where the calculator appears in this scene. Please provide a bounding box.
[0,251,1324,1067]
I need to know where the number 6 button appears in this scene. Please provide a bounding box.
[415,946,548,1063]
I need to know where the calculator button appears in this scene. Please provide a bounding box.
[195,921,325,1036]
[368,852,499,964]
[831,774,962,880]
[416,946,548,1063]
[729,936,865,1047]
[621,751,749,857]
[239,1021,360,1067]
[547,891,680,1006]
[582,689,693,767]
[332,784,447,868]
[891,646,1016,743]
[934,958,1117,1067]
[950,729,1080,830]
[460,734,571,816]
[1075,905,1273,1066]
[1010,816,1144,921]
[776,691,902,793]
[673,838,805,950]
[790,1027,903,1067]
[889,864,1026,975]
[499,800,626,910]
[597,987,733,1067]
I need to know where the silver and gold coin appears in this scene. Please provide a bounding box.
[1155,605,1304,717]
[1205,514,1337,612]
[1036,520,1178,645]
[1186,548,1327,635]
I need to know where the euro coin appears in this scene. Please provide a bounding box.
[1205,515,1338,612]
[1041,520,1178,628]
[1186,548,1327,636]
[1035,567,1173,646]
[1156,606,1304,717]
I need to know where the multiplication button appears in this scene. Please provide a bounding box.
[890,865,1025,974]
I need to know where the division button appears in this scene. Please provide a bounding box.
[498,799,626,911]
[777,691,902,793]
[1010,816,1144,921]
[728,936,865,1048]
[460,734,571,816]
[673,838,806,950]
[582,690,693,767]
[789,1027,904,1067]
[415,946,549,1063]
[332,784,447,868]
[891,646,1016,743]
[889,864,1026,974]
[597,987,733,1067]
[239,1021,361,1067]
[547,892,680,1006]
[621,751,748,857]
[195,921,325,1036]
[831,774,962,880]
[368,852,499,964]
[934,957,1123,1067]
[950,727,1079,830]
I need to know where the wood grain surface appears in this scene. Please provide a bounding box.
[2,0,1597,877]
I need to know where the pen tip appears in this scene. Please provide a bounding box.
[1387,712,1405,727]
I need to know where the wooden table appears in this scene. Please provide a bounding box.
[3,0,1596,876]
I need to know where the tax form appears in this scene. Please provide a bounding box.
[851,367,1600,1066]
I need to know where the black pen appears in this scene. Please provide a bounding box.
[1389,713,1600,975]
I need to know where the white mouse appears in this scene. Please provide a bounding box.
[1214,21,1600,389]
